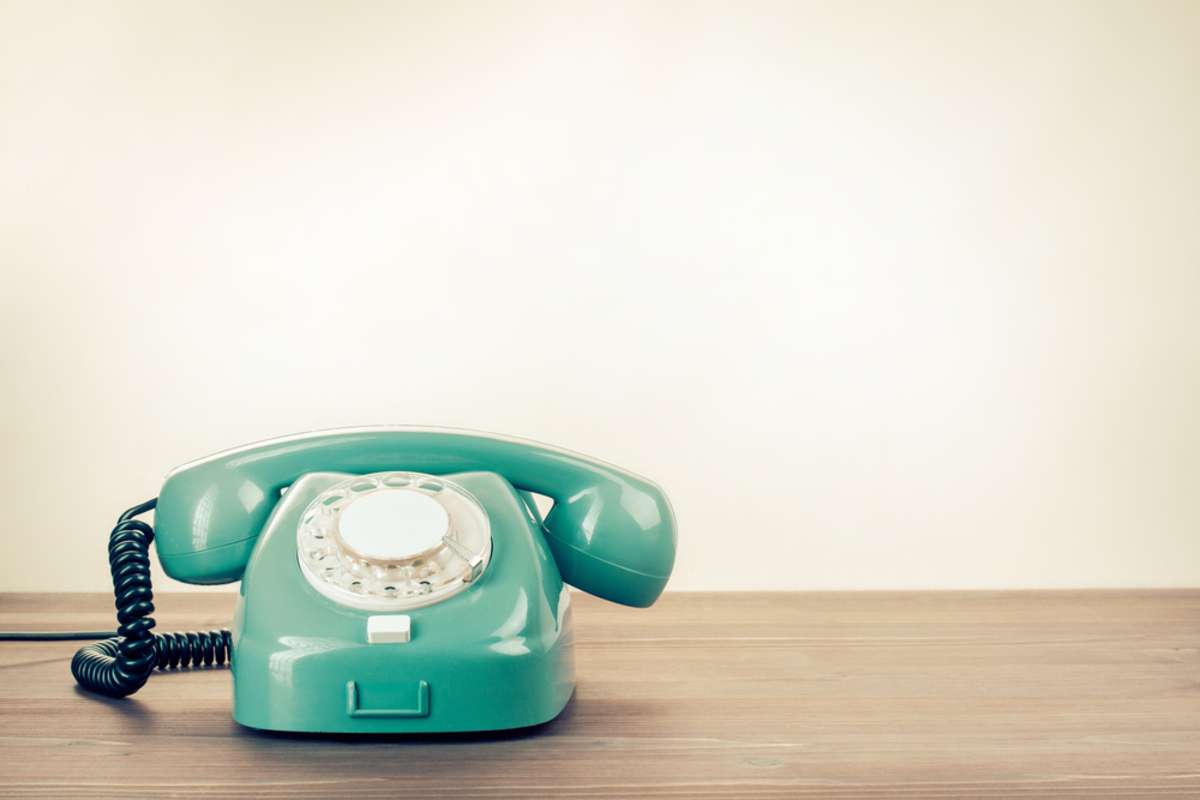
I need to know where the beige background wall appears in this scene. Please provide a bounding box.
[2,1,1198,592]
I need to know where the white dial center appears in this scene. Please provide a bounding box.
[337,488,449,562]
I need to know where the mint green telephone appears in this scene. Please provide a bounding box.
[68,428,677,733]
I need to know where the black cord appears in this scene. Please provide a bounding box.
[37,499,234,698]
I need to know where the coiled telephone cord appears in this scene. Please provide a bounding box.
[0,500,232,698]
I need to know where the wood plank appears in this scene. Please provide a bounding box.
[1,591,1198,798]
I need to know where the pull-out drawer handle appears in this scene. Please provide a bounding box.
[346,680,430,718]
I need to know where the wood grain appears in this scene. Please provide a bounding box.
[1,590,1198,798]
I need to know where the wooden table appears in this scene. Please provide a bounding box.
[1,591,1198,798]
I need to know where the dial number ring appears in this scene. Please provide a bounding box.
[296,472,491,611]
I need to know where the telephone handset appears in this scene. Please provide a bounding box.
[68,428,677,733]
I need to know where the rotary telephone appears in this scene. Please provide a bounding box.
[14,428,677,733]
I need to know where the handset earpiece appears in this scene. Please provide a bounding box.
[539,468,675,607]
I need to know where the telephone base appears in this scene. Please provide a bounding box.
[227,469,577,734]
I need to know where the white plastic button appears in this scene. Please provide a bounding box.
[367,615,412,644]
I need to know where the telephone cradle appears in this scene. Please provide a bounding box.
[66,428,677,734]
